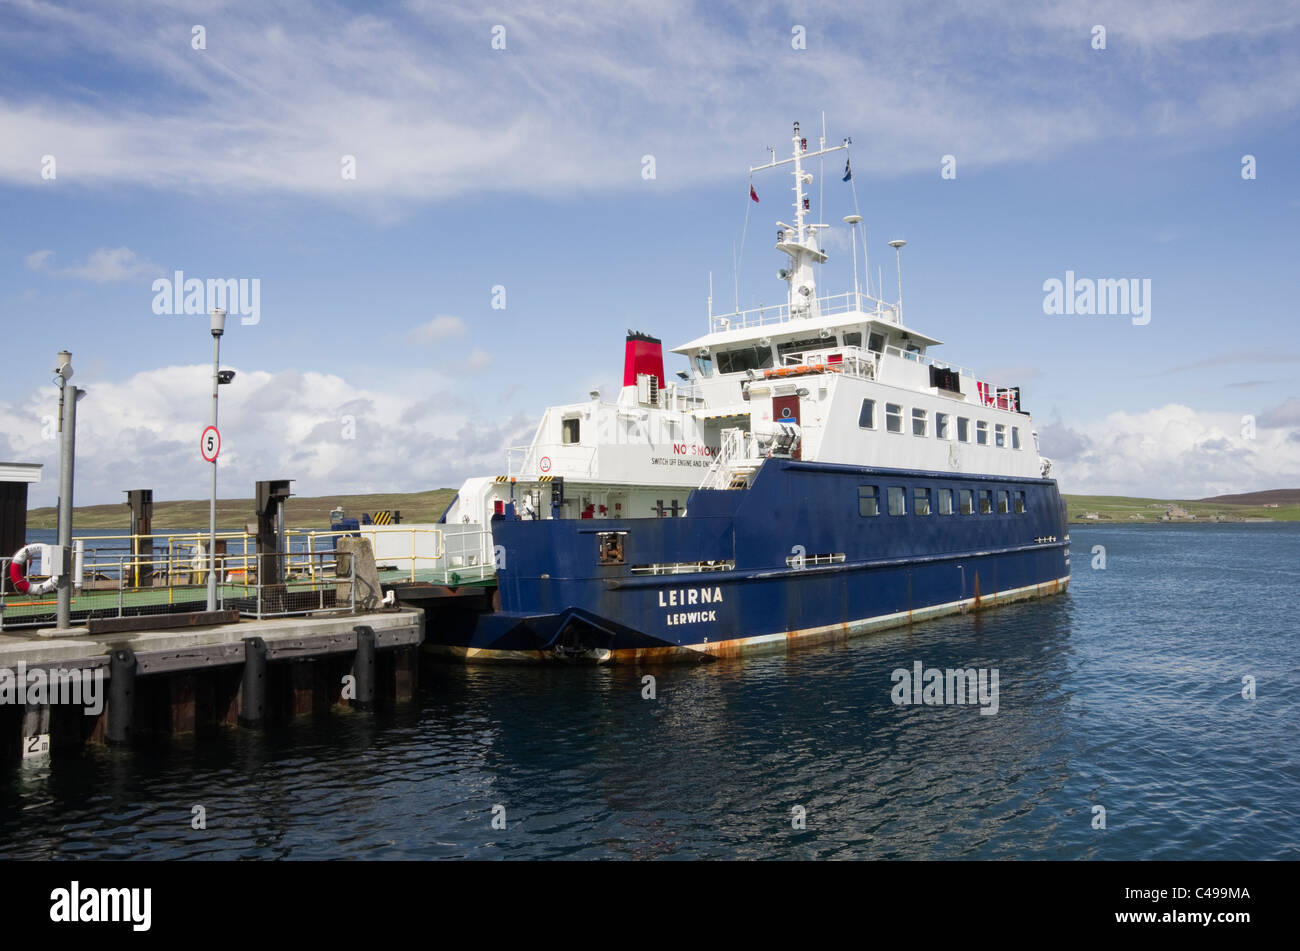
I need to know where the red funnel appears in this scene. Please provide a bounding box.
[623,331,664,388]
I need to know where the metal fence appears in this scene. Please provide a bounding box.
[0,549,356,631]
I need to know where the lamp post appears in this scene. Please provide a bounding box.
[207,308,225,611]
[54,350,82,630]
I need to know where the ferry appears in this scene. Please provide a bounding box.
[429,121,1070,662]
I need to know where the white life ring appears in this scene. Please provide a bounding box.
[9,545,58,596]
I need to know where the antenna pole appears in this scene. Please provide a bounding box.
[844,215,862,303]
[792,122,805,241]
[889,239,907,321]
[851,226,859,298]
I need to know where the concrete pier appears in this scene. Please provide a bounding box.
[0,608,423,764]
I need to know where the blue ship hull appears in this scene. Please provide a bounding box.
[431,460,1070,662]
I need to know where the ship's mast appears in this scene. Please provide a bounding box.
[750,121,849,319]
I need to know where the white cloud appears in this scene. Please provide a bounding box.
[1,364,535,509]
[1043,402,1300,497]
[407,315,467,343]
[24,249,53,270]
[0,1,1295,201]
[465,348,492,371]
[22,246,157,282]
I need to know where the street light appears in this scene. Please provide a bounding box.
[53,350,83,630]
[206,308,234,610]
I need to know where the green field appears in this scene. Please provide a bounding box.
[26,488,1298,531]
[27,488,461,530]
[1062,494,1299,523]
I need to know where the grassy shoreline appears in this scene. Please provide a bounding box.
[26,489,460,531]
[1063,494,1297,524]
[25,488,1298,530]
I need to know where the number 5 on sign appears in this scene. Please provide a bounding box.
[201,425,221,462]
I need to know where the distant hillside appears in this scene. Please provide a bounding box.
[27,488,459,530]
[27,488,1300,531]
[1198,488,1300,505]
[1064,493,1299,523]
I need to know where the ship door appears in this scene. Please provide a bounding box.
[772,394,802,460]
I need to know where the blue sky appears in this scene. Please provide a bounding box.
[1,0,1298,507]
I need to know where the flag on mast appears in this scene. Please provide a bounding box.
[750,184,759,202]
[842,158,852,182]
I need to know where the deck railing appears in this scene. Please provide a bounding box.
[709,290,901,334]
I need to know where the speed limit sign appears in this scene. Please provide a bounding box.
[200,425,221,462]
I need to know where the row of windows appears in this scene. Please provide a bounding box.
[858,485,1028,517]
[858,399,1021,449]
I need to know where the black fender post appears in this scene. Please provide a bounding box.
[239,637,268,728]
[352,625,376,711]
[107,648,137,746]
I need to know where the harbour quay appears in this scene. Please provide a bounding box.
[0,607,423,764]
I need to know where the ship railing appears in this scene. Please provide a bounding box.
[709,290,901,334]
[778,344,880,380]
[435,526,497,585]
[698,427,759,491]
[628,560,735,576]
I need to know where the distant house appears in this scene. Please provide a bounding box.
[1264,503,1279,508]
[1082,511,1100,520]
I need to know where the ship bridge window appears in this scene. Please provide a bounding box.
[976,421,989,446]
[858,398,876,429]
[912,408,928,436]
[868,332,885,353]
[858,485,879,517]
[887,486,906,516]
[995,423,1006,448]
[717,344,774,374]
[776,337,825,364]
[562,418,581,444]
[886,403,903,433]
[1012,426,1022,450]
[843,331,863,348]
[938,488,954,515]
[936,413,951,440]
[694,353,715,377]
[959,489,973,515]
[957,417,970,442]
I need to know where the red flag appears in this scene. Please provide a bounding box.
[750,185,759,203]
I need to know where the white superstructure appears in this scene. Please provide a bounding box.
[441,121,1048,534]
